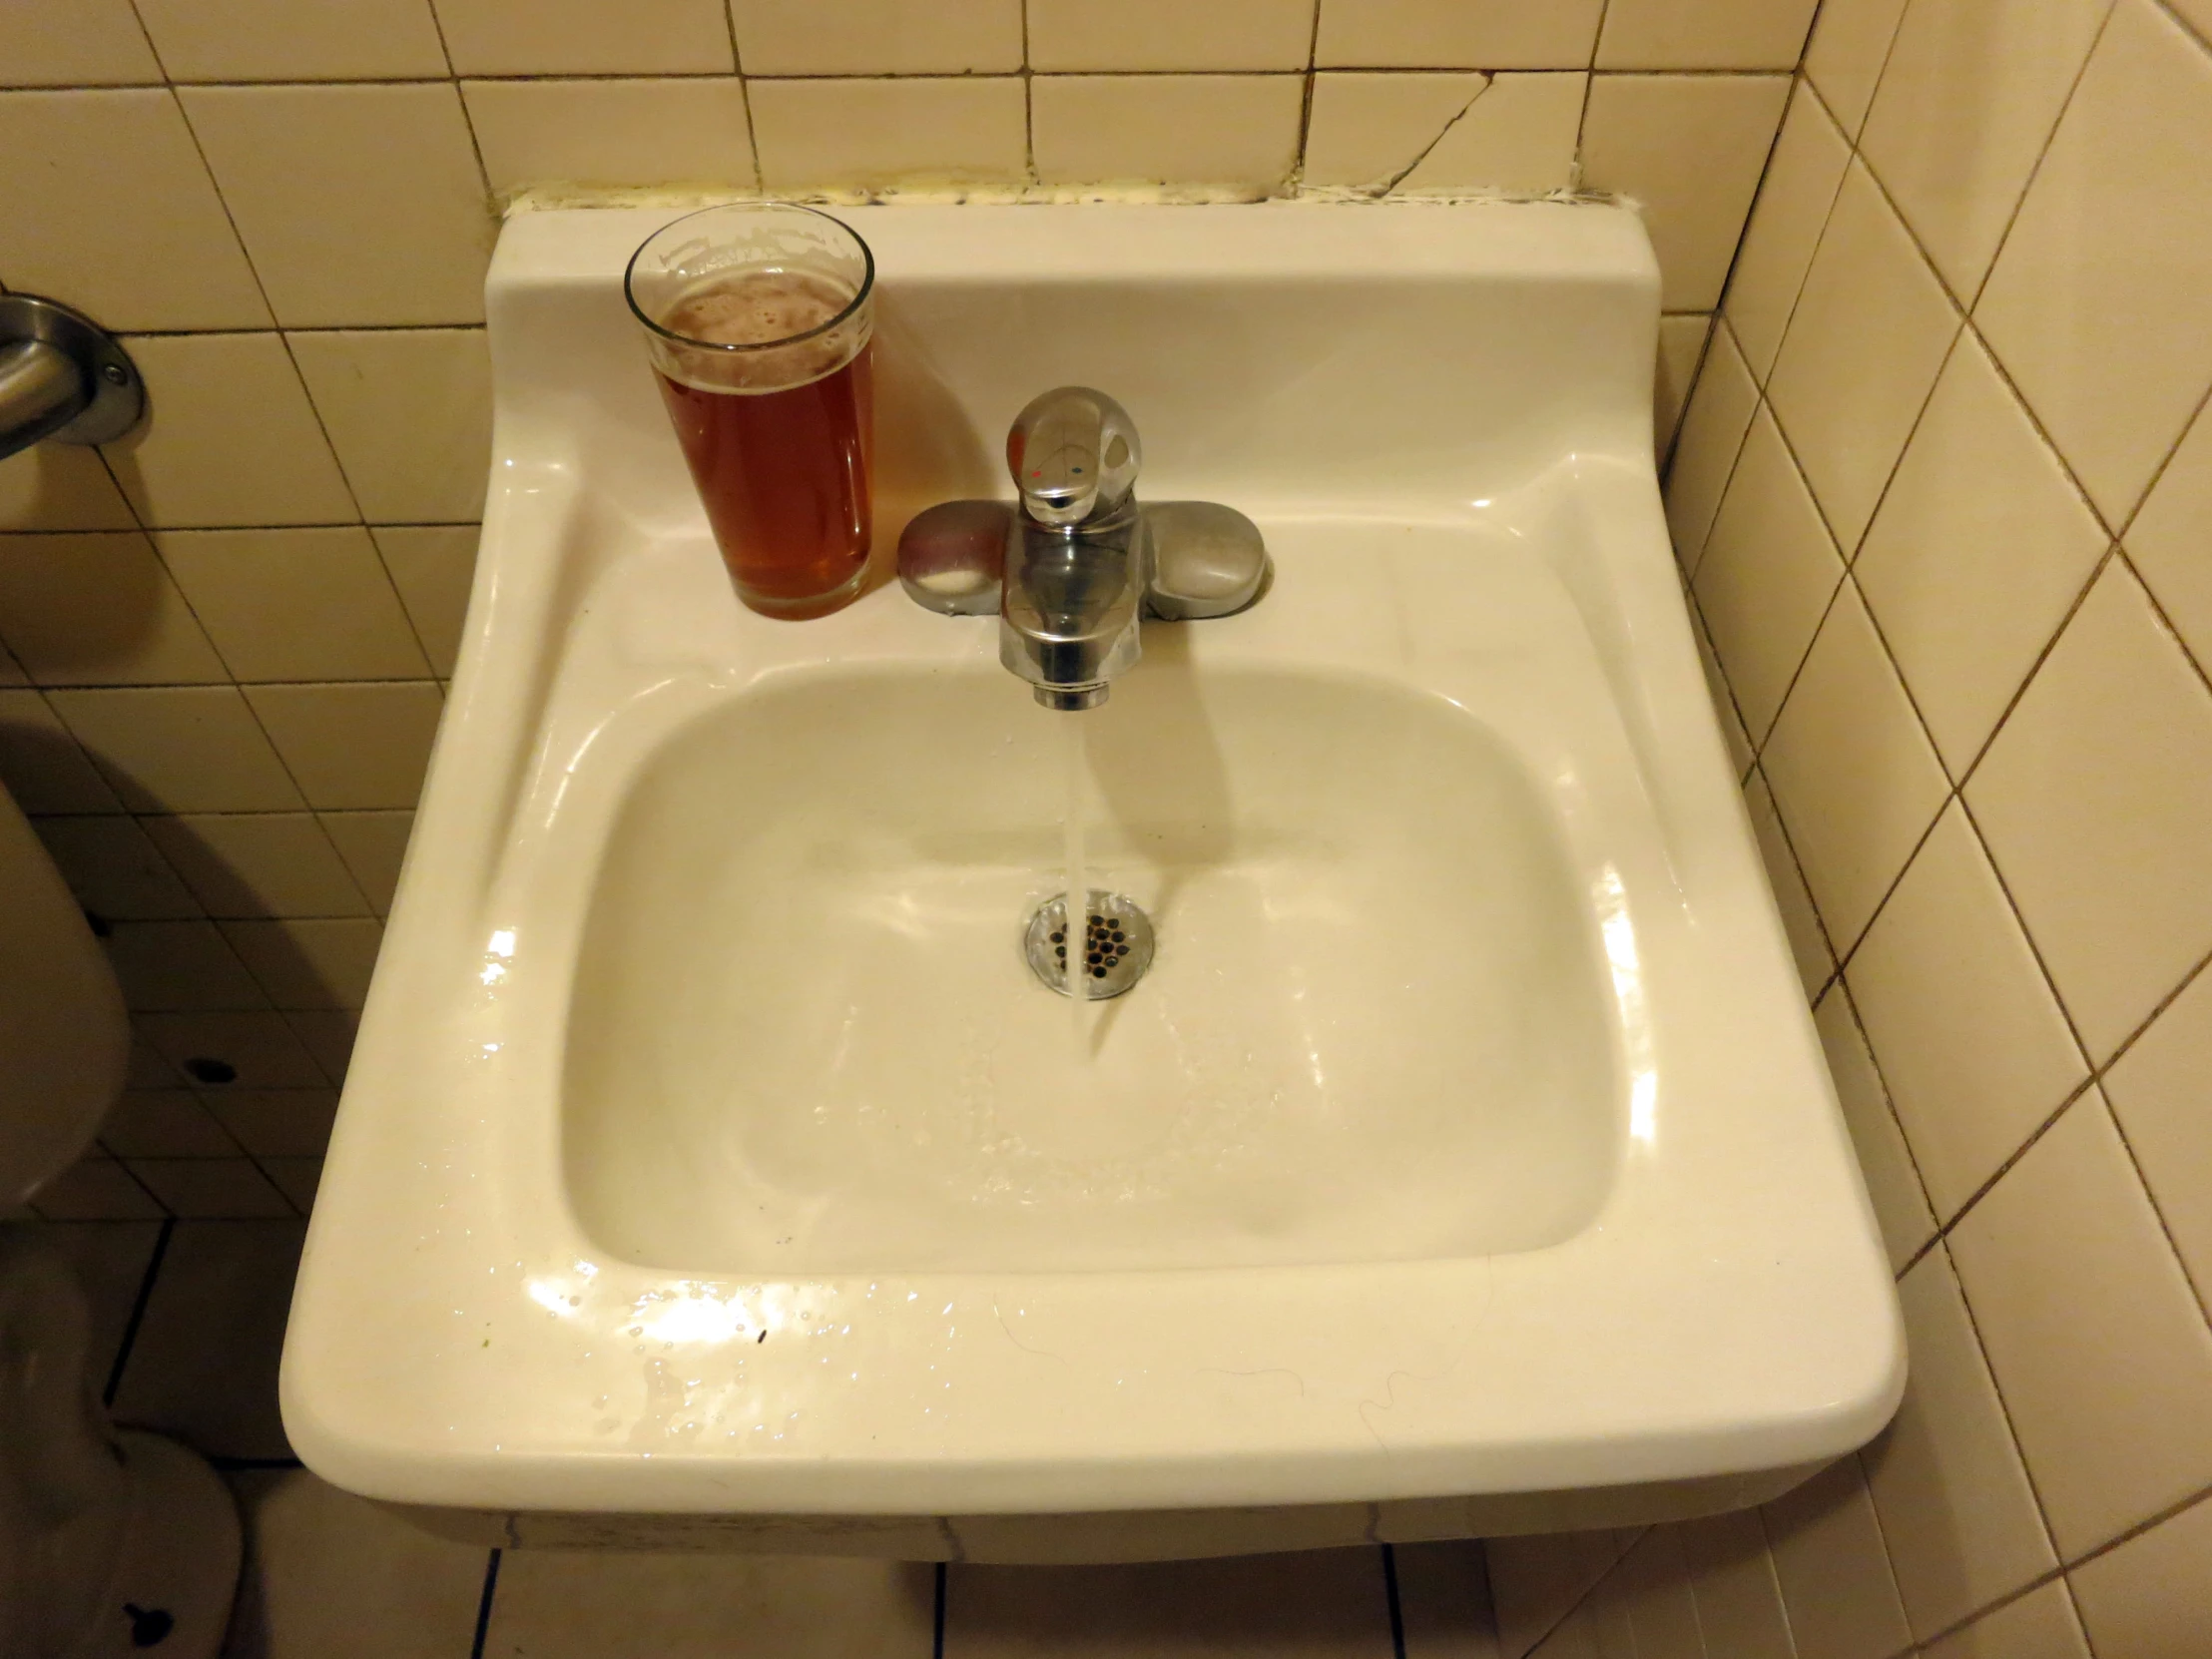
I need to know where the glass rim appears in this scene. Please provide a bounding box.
[623,201,876,355]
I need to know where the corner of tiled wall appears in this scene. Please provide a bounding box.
[0,0,1818,1221]
[1534,0,2212,1651]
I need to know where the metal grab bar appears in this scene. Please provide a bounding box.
[0,295,144,464]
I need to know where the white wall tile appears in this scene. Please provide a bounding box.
[749,78,1028,193]
[1860,0,2111,299]
[1654,314,1710,457]
[317,811,414,915]
[1033,75,1305,192]
[1762,583,1950,953]
[1805,0,1915,137]
[490,1550,937,1657]
[1724,81,1852,383]
[1692,407,1845,741]
[0,533,227,688]
[462,78,757,192]
[158,527,428,684]
[0,690,123,813]
[370,526,477,678]
[1663,321,1758,566]
[0,447,135,535]
[1596,0,1818,69]
[2126,393,2212,674]
[1864,1246,2057,1640]
[34,815,200,920]
[1303,73,1491,191]
[1847,803,2087,1218]
[103,919,268,1010]
[134,0,449,81]
[1974,0,2212,525]
[1768,161,1962,553]
[1966,561,2212,1060]
[1813,985,1936,1271]
[432,0,734,75]
[1395,73,1586,196]
[288,329,491,525]
[104,333,356,530]
[0,90,270,331]
[181,83,493,328]
[143,814,369,919]
[1745,768,1834,999]
[1316,0,1605,70]
[0,0,163,86]
[1032,0,1312,71]
[2066,1491,2212,1659]
[735,0,1021,74]
[221,916,383,1009]
[2101,965,2212,1318]
[243,681,444,811]
[1949,1091,2212,1558]
[1854,333,2109,775]
[48,685,305,814]
[1921,1581,2091,1659]
[1579,74,1792,311]
[1689,598,1755,778]
[1761,1455,1915,1659]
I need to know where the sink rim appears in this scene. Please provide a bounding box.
[280,201,1904,1518]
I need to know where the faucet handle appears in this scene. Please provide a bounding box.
[1006,386,1140,529]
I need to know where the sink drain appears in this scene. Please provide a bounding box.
[1025,891,1155,998]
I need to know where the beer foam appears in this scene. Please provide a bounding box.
[652,272,862,393]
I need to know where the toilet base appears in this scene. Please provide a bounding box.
[57,1430,242,1659]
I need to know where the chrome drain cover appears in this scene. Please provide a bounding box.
[1025,890,1154,998]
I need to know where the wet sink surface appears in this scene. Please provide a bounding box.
[567,618,1615,1277]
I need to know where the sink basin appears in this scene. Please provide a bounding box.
[283,203,1903,1534]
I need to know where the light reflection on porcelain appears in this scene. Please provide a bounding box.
[282,203,1902,1534]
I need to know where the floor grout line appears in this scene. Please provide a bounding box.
[1382,1542,1407,1659]
[469,1547,502,1659]
[103,1214,172,1405]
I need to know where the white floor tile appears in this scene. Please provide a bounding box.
[223,1468,491,1659]
[945,1547,1395,1656]
[111,1219,303,1458]
[484,1549,936,1658]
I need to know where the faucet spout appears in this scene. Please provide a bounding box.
[895,384,1269,700]
[999,387,1147,710]
[999,507,1145,709]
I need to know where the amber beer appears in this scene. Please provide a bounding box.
[626,207,877,620]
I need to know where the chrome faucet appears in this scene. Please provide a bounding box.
[897,385,1268,710]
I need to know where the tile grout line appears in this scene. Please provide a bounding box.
[469,1546,502,1659]
[102,1214,172,1405]
[1955,0,2119,319]
[1382,1542,1406,1659]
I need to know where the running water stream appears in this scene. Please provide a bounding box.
[1064,712,1089,1060]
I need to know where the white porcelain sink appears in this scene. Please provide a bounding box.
[283,204,1903,1533]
